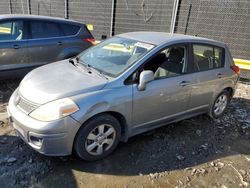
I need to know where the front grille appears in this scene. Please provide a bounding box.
[16,95,39,114]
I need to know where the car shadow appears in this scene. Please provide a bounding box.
[1,98,250,187]
[0,80,250,187]
[28,97,250,187]
[0,79,21,103]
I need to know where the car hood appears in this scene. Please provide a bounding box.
[18,60,108,104]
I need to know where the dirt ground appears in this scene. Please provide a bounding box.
[0,80,249,188]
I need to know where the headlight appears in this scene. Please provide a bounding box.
[29,98,79,122]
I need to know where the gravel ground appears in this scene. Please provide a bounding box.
[0,80,249,188]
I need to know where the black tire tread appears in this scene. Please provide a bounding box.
[74,114,121,161]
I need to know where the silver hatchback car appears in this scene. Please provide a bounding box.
[8,32,239,161]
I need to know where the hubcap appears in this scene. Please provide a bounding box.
[214,94,228,115]
[85,124,116,156]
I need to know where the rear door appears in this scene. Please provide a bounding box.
[187,43,226,110]
[27,20,65,67]
[0,19,28,71]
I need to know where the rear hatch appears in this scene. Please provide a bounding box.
[80,24,96,46]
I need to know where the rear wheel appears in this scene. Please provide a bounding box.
[74,114,121,161]
[209,91,230,119]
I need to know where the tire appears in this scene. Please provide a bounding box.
[74,114,121,161]
[209,90,230,119]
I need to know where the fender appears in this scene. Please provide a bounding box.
[70,86,133,140]
[209,77,236,107]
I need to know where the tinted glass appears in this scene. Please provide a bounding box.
[192,44,224,72]
[60,23,80,36]
[31,21,62,39]
[0,20,23,41]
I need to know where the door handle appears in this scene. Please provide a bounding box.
[13,45,20,49]
[57,41,63,45]
[217,73,223,78]
[179,81,190,87]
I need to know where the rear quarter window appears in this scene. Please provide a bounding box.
[191,44,225,72]
[60,23,80,36]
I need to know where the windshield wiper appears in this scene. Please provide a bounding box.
[69,57,79,66]
[86,64,109,80]
[70,57,91,73]
[69,58,76,65]
[70,57,108,80]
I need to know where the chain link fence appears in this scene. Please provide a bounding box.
[30,0,64,18]
[68,0,113,38]
[114,0,174,35]
[175,0,250,60]
[2,0,250,60]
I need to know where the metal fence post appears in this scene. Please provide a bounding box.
[170,0,179,35]
[37,2,40,15]
[110,0,116,37]
[9,0,12,14]
[170,0,176,34]
[27,0,31,14]
[64,0,68,19]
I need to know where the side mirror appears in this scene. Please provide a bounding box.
[138,70,154,91]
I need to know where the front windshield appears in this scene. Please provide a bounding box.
[79,36,155,77]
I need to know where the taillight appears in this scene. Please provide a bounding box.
[83,38,96,45]
[230,65,240,74]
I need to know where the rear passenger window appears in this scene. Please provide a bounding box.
[60,23,80,36]
[192,44,224,72]
[214,47,224,67]
[30,21,62,39]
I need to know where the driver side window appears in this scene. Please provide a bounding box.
[126,44,188,84]
[0,20,23,41]
[144,44,187,79]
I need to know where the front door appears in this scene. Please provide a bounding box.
[132,44,192,127]
[0,20,28,71]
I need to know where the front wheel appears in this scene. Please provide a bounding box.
[74,114,121,161]
[209,91,230,119]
